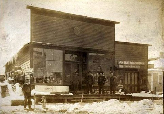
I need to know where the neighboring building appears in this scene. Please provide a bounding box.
[148,52,164,93]
[148,69,163,92]
[115,41,149,92]
[5,6,149,93]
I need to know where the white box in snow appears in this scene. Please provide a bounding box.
[35,85,69,93]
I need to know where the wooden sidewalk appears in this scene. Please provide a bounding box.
[33,94,162,103]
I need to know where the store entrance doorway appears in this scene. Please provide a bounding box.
[64,51,87,92]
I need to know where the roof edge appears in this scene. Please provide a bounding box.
[27,5,120,25]
[115,41,151,46]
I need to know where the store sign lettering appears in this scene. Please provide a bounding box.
[119,65,140,68]
[118,61,144,65]
[118,61,145,68]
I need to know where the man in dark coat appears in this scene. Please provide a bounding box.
[72,71,80,94]
[98,72,106,94]
[22,78,32,110]
[86,71,94,94]
[110,74,117,94]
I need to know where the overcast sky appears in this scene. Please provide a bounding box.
[0,0,164,74]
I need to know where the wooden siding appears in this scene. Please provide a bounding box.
[15,45,30,67]
[31,12,115,52]
[115,42,148,69]
[5,45,30,72]
[27,6,119,26]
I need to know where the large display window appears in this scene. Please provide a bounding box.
[33,48,63,85]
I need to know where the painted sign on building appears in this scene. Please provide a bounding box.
[117,61,145,68]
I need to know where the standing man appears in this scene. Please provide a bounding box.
[98,72,106,94]
[86,71,94,94]
[22,77,32,110]
[72,71,80,94]
[110,74,117,94]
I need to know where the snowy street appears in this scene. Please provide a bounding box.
[0,99,163,114]
[0,82,163,114]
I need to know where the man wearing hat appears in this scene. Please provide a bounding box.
[86,71,94,94]
[110,73,117,94]
[98,72,106,94]
[71,70,80,94]
[22,75,32,110]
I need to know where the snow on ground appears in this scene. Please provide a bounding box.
[131,91,163,98]
[47,99,163,114]
[0,81,24,106]
[115,91,163,98]
[0,99,163,114]
[0,82,163,114]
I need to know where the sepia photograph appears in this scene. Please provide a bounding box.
[0,0,163,113]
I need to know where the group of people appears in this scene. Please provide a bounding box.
[70,66,118,95]
[85,70,117,95]
[70,68,118,95]
[21,68,118,110]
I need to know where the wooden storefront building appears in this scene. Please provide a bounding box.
[5,6,149,93]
